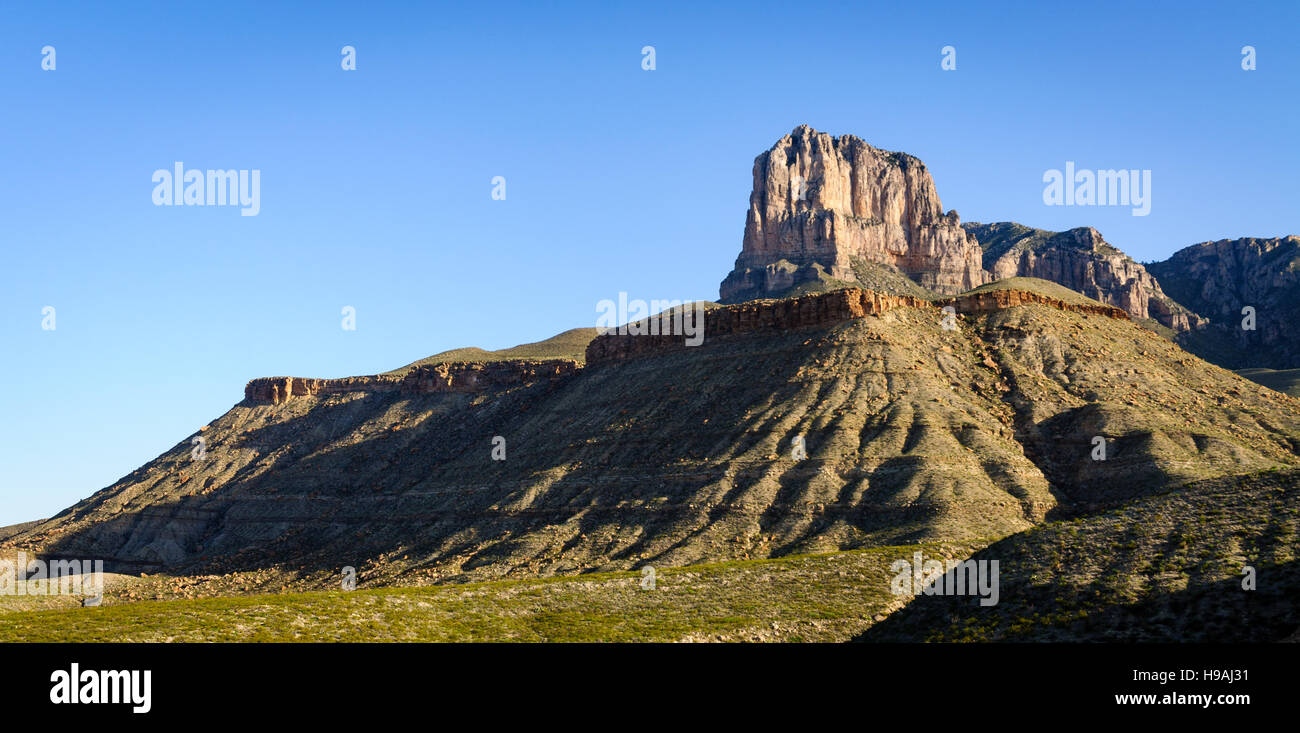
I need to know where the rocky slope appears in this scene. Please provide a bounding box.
[965,222,1203,332]
[719,125,989,302]
[861,468,1300,642]
[10,281,1297,589]
[1236,368,1300,398]
[1148,236,1300,369]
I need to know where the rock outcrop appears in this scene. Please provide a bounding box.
[965,222,1203,332]
[402,360,579,394]
[245,376,403,404]
[719,125,989,302]
[245,360,581,404]
[715,128,1216,337]
[589,286,1127,366]
[1148,236,1300,368]
[587,289,931,366]
[948,287,1129,319]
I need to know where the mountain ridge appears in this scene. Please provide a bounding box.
[1149,235,1300,369]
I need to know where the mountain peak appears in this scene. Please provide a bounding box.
[718,129,1211,334]
[719,128,988,303]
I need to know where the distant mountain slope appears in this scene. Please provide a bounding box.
[0,520,41,543]
[860,468,1300,642]
[1149,236,1300,369]
[1237,368,1300,398]
[963,221,1202,332]
[961,276,1109,307]
[385,327,599,374]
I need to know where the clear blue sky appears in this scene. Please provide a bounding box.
[2,0,1296,526]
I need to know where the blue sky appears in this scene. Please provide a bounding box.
[2,0,1297,525]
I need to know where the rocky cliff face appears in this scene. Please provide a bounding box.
[245,376,402,404]
[245,360,580,404]
[965,222,1203,332]
[1148,236,1300,368]
[719,125,989,302]
[716,128,1219,337]
[588,289,932,365]
[589,285,1128,366]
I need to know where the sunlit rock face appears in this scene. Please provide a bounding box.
[720,125,989,302]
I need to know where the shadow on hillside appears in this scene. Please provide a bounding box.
[856,558,1300,643]
[854,520,1300,644]
[1026,405,1181,519]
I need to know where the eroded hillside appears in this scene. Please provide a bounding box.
[10,283,1298,591]
[860,468,1300,642]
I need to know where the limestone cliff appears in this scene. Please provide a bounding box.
[964,222,1202,332]
[716,128,1211,337]
[1149,236,1300,368]
[589,285,1128,366]
[719,125,989,302]
[245,360,580,404]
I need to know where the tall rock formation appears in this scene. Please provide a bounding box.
[719,125,989,302]
[965,222,1204,332]
[1148,236,1300,368]
[716,127,1218,339]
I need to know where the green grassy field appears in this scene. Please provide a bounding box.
[0,542,981,642]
